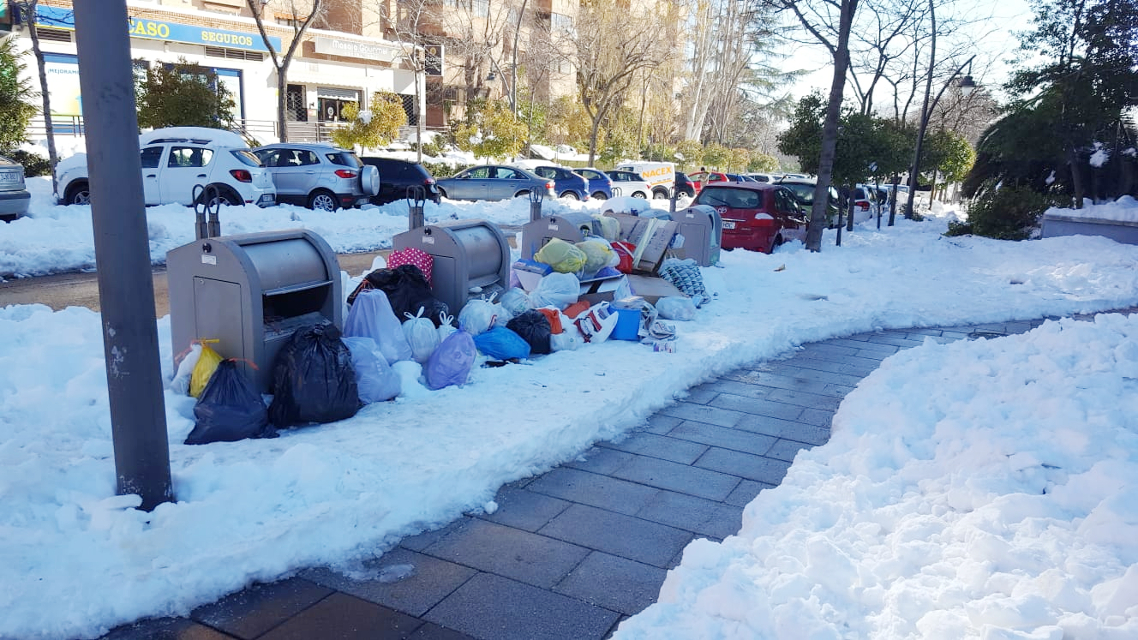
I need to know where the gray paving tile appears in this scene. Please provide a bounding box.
[540,504,693,568]
[724,479,773,507]
[527,467,659,515]
[257,592,421,640]
[553,551,667,616]
[1004,321,1036,335]
[719,369,839,397]
[765,438,814,463]
[709,393,805,421]
[598,432,708,464]
[612,455,740,501]
[638,414,683,435]
[564,446,636,475]
[791,355,879,377]
[680,384,720,404]
[864,334,925,349]
[479,485,572,532]
[400,517,476,552]
[765,387,843,411]
[695,448,793,485]
[904,327,946,337]
[825,338,899,353]
[853,347,901,360]
[407,622,477,639]
[823,383,856,396]
[190,577,332,640]
[798,407,836,427]
[761,363,864,387]
[733,414,831,446]
[666,421,777,456]
[301,547,476,617]
[100,617,233,640]
[635,490,744,539]
[699,379,774,400]
[658,401,746,428]
[800,342,859,357]
[422,519,589,589]
[424,572,619,640]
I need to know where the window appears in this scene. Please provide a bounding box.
[168,147,213,168]
[495,168,519,179]
[140,147,163,169]
[465,167,491,179]
[296,150,319,166]
[551,13,573,34]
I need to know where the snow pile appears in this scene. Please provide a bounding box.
[1045,196,1138,222]
[615,314,1138,639]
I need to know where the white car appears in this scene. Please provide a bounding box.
[56,127,276,207]
[606,170,653,199]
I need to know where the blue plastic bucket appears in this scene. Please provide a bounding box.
[611,307,641,341]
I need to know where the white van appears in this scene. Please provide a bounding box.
[615,161,675,199]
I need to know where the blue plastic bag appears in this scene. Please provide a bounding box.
[473,326,531,360]
[425,329,476,390]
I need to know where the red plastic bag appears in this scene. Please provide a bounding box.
[612,241,636,274]
[387,247,434,286]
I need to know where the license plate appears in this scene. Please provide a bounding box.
[0,172,17,183]
[722,221,736,229]
[258,194,274,205]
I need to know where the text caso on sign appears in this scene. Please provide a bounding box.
[129,19,170,38]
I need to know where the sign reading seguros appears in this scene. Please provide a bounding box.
[34,5,281,53]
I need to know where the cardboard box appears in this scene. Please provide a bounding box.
[603,213,680,275]
[579,274,631,306]
[626,274,686,305]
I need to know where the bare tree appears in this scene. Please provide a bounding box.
[441,0,519,115]
[246,0,326,142]
[571,1,672,165]
[375,0,438,162]
[13,0,60,194]
[779,0,861,251]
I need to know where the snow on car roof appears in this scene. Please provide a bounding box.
[138,127,249,148]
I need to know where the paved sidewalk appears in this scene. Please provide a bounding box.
[100,317,1065,640]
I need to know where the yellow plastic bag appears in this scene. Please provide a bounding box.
[575,239,617,275]
[190,340,223,398]
[534,238,588,274]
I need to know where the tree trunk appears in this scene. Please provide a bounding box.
[1067,146,1085,208]
[26,2,59,195]
[588,118,600,167]
[888,174,899,226]
[805,0,859,252]
[277,67,288,143]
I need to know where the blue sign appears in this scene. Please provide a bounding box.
[35,6,282,53]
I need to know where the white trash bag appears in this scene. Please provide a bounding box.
[402,307,440,363]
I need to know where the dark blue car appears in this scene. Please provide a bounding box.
[574,167,613,200]
[530,164,591,201]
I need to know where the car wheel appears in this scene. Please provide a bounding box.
[64,181,91,205]
[632,191,647,199]
[308,189,339,211]
[560,191,579,201]
[652,190,668,200]
[591,192,608,201]
[197,186,239,207]
[514,190,530,198]
[437,187,448,200]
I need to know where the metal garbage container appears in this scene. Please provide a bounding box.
[392,220,510,315]
[167,229,342,393]
[520,212,600,260]
[671,204,722,266]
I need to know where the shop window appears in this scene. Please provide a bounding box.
[286,85,307,122]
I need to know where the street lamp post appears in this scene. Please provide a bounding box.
[905,55,976,219]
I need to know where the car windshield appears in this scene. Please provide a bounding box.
[230,150,263,167]
[781,183,816,204]
[695,187,761,209]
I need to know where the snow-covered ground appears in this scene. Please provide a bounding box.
[2,190,1138,640]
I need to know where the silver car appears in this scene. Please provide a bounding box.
[0,155,31,222]
[435,164,554,201]
[254,142,379,211]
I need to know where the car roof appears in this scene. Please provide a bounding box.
[139,126,248,148]
[701,182,780,192]
[257,142,350,152]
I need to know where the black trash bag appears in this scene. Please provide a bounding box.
[186,360,278,445]
[268,323,361,427]
[348,264,448,327]
[507,310,553,355]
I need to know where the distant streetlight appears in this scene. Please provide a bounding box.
[905,54,977,219]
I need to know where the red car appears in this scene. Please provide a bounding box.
[694,183,807,253]
[687,170,729,195]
